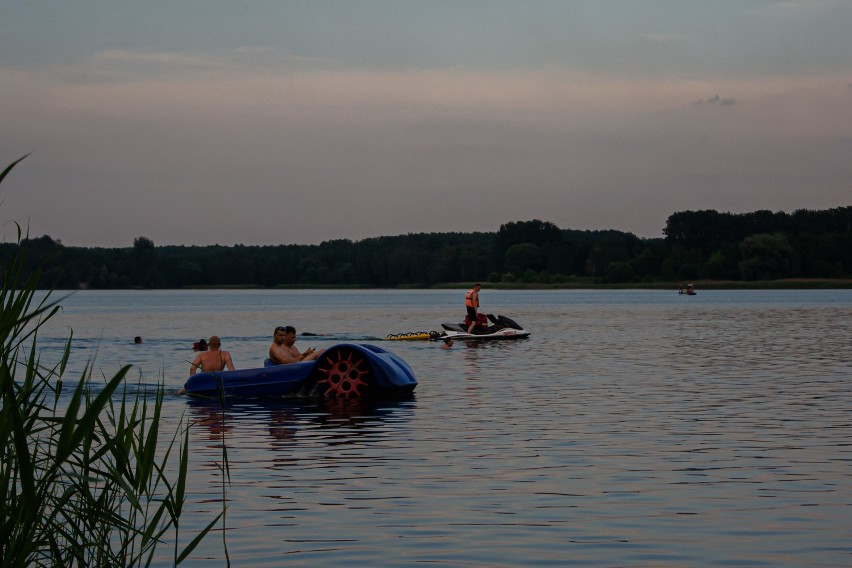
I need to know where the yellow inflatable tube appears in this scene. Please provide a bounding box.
[385,331,435,341]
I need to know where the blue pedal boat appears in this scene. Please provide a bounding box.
[183,343,417,400]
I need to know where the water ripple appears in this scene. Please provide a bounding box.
[35,290,852,566]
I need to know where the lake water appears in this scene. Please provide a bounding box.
[35,289,852,566]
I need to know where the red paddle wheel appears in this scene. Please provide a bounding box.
[315,347,371,399]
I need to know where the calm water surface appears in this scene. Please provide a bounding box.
[37,289,852,566]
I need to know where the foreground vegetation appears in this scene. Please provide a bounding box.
[1,157,219,566]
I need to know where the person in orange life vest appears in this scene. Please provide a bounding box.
[465,283,482,333]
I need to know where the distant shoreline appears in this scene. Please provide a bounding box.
[103,278,852,291]
[431,279,852,291]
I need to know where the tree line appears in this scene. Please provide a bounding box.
[3,208,851,289]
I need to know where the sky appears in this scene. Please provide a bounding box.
[2,1,851,247]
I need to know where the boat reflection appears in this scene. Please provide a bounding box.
[185,396,416,449]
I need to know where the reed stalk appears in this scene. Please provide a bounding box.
[1,156,220,566]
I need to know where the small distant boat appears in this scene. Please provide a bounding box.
[678,285,697,296]
[182,343,417,400]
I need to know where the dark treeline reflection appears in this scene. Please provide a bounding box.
[5,208,851,289]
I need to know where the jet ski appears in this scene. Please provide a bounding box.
[438,314,530,341]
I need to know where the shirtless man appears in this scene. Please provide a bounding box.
[269,325,324,364]
[188,336,236,375]
[179,335,236,394]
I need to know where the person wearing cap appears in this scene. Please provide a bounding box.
[268,325,324,365]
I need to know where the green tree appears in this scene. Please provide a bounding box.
[133,236,155,251]
[504,243,544,274]
[604,261,635,283]
[702,244,741,280]
[584,239,628,277]
[738,233,795,280]
[496,220,562,259]
[630,240,667,279]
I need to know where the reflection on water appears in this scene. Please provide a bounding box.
[185,397,415,450]
[34,290,852,566]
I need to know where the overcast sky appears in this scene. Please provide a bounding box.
[2,1,851,247]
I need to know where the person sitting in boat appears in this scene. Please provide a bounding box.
[189,336,235,376]
[178,336,236,394]
[269,325,324,364]
[465,283,482,333]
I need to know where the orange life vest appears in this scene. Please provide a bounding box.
[465,288,479,308]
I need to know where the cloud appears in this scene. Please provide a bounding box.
[694,95,737,106]
[56,47,339,84]
[640,33,686,45]
[760,0,843,17]
[93,49,210,67]
[3,51,851,246]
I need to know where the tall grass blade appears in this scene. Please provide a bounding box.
[1,155,221,565]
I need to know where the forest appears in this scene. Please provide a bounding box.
[3,208,851,289]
